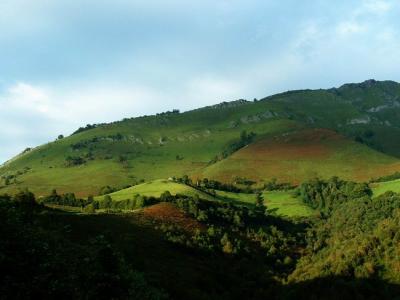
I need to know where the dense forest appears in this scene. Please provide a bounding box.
[1,176,400,299]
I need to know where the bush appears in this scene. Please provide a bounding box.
[14,189,36,207]
[84,203,96,213]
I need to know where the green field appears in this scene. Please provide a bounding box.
[263,190,314,217]
[214,190,257,206]
[215,189,314,217]
[371,179,400,197]
[99,181,314,218]
[95,179,216,202]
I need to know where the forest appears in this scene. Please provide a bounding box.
[1,176,400,299]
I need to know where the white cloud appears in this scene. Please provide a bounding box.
[5,82,51,113]
[362,0,392,14]
[336,21,366,36]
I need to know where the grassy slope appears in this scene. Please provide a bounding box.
[215,189,314,217]
[0,118,297,196]
[2,80,400,196]
[201,128,400,184]
[264,191,314,217]
[95,179,216,201]
[101,181,314,217]
[371,179,400,197]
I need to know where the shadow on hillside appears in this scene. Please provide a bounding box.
[216,195,255,208]
[39,211,400,300]
[278,276,400,300]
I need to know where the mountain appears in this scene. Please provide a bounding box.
[2,79,400,196]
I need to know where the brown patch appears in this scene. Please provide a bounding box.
[201,127,400,184]
[235,128,342,161]
[142,202,204,232]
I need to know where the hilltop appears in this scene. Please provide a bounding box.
[2,79,400,196]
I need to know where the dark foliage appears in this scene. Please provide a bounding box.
[65,155,86,166]
[0,194,167,299]
[370,171,400,183]
[72,123,99,135]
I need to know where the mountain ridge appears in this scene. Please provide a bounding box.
[2,79,400,196]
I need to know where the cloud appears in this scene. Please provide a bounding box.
[1,0,400,163]
[5,82,51,113]
[336,21,366,36]
[362,0,392,14]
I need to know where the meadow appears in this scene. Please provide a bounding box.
[95,179,314,218]
[94,179,216,201]
[371,178,400,197]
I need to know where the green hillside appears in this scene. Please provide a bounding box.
[215,189,314,217]
[2,80,400,196]
[95,179,216,202]
[98,180,314,217]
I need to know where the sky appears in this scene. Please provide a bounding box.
[1,0,400,163]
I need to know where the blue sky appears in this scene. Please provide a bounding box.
[1,0,400,163]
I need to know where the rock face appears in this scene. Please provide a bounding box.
[234,110,277,126]
[367,101,400,113]
[205,99,250,110]
[348,115,371,125]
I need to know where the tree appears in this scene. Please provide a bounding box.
[221,233,233,254]
[182,175,191,185]
[84,203,96,213]
[65,156,85,166]
[126,198,136,210]
[99,185,116,195]
[233,213,243,227]
[14,189,36,207]
[197,210,208,222]
[118,155,127,163]
[87,195,94,204]
[135,195,145,208]
[160,191,172,202]
[101,195,112,209]
[57,134,64,140]
[255,193,266,214]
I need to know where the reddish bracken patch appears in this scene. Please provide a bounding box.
[201,127,400,184]
[235,128,342,160]
[142,202,204,232]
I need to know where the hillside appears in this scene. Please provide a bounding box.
[215,189,314,217]
[200,128,400,184]
[2,79,400,196]
[97,180,314,217]
[95,179,216,202]
[3,177,400,299]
